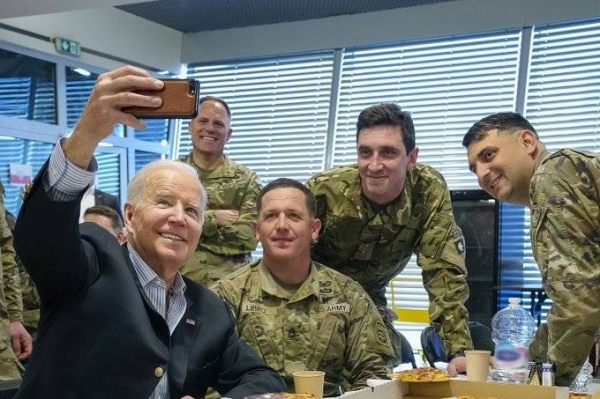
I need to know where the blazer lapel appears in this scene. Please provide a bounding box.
[121,244,170,345]
[168,296,203,391]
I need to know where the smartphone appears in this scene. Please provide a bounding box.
[123,79,200,119]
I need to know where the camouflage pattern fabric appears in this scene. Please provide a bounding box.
[529,148,600,387]
[306,164,472,361]
[212,260,394,397]
[0,184,22,324]
[179,153,261,286]
[529,322,549,364]
[0,319,22,381]
[0,182,25,379]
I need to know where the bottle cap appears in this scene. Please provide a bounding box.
[540,363,555,387]
[508,297,522,304]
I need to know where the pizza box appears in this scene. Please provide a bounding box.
[335,379,570,399]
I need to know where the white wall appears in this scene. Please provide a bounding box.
[182,0,600,63]
[1,0,600,70]
[0,8,183,73]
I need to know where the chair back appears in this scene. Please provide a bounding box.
[469,321,495,352]
[420,321,494,366]
[420,325,446,366]
[399,331,418,368]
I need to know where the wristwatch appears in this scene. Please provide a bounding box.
[448,350,466,361]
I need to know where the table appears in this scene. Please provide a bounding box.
[493,285,547,326]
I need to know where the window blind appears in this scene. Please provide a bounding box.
[177,52,335,185]
[66,69,97,128]
[94,152,121,199]
[0,48,56,124]
[0,136,53,215]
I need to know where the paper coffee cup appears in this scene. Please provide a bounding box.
[465,350,491,382]
[293,370,325,399]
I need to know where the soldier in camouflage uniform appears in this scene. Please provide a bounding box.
[306,103,472,374]
[212,178,394,396]
[464,111,600,387]
[180,96,261,286]
[5,210,40,336]
[0,180,32,378]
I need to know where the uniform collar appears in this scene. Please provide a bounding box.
[181,152,236,178]
[257,259,322,303]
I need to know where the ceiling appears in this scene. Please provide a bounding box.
[116,0,458,33]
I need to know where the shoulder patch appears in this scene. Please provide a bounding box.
[450,227,463,239]
[376,327,389,345]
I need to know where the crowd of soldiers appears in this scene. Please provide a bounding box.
[1,65,599,396]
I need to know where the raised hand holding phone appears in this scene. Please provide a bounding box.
[67,65,164,168]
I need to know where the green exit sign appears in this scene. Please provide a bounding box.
[53,37,81,57]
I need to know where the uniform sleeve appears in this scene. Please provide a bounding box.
[202,172,260,255]
[210,279,241,318]
[416,178,472,356]
[529,160,600,387]
[0,198,23,323]
[306,174,328,223]
[201,210,218,238]
[343,285,394,392]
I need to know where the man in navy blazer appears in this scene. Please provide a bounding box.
[14,65,286,399]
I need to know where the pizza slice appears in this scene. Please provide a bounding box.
[389,366,450,382]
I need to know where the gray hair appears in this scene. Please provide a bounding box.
[127,160,207,212]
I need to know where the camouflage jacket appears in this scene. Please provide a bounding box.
[179,153,261,284]
[0,182,23,323]
[529,149,600,386]
[306,164,472,356]
[212,260,394,396]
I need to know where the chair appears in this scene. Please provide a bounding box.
[420,321,494,367]
[420,325,446,366]
[399,331,418,368]
[388,277,429,369]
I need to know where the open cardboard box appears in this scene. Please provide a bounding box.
[337,379,570,399]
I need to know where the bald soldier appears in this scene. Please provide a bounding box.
[180,96,261,286]
[212,178,394,396]
[463,112,600,387]
[306,103,472,375]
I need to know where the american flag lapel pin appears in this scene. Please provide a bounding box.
[186,318,196,326]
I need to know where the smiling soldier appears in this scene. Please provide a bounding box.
[306,102,472,376]
[179,96,261,286]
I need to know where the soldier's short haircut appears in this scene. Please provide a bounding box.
[356,102,416,153]
[200,96,231,118]
[84,205,123,230]
[257,178,317,217]
[463,112,538,148]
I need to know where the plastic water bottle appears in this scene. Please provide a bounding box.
[490,297,537,383]
[570,359,593,393]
